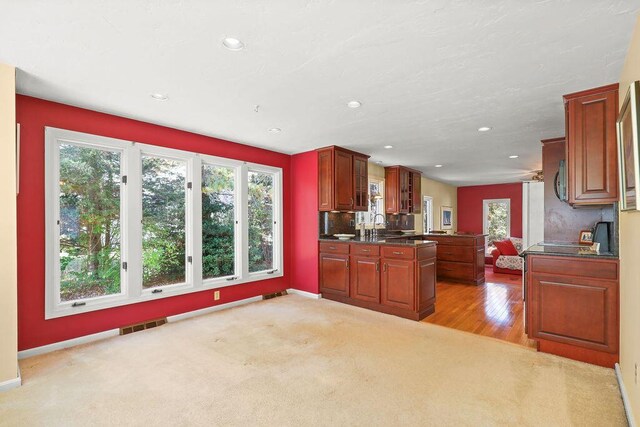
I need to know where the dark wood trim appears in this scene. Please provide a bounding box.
[537,339,618,368]
[562,83,619,103]
[540,136,565,145]
[315,145,371,159]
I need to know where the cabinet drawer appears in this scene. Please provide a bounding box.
[437,260,474,281]
[529,256,618,280]
[437,244,474,262]
[428,236,475,247]
[319,242,350,254]
[350,244,380,256]
[381,246,415,260]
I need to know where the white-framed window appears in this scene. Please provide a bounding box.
[45,127,283,319]
[355,178,385,227]
[483,198,511,253]
[423,196,433,233]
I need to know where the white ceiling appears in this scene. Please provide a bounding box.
[1,1,638,186]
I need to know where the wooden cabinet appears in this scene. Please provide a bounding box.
[381,258,415,310]
[424,234,485,285]
[563,84,619,205]
[317,146,370,212]
[353,155,369,211]
[526,255,619,367]
[319,249,350,297]
[319,241,436,320]
[385,166,421,214]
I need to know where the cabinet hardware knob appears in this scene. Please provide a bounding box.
[376,262,379,272]
[383,263,388,272]
[393,251,403,255]
[361,249,370,252]
[329,246,336,249]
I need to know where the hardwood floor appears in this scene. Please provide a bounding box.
[424,267,536,348]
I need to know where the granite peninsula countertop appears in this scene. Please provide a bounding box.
[318,236,437,247]
[521,243,618,260]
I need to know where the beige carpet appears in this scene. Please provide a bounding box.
[0,295,626,426]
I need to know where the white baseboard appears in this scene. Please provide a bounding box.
[615,363,637,427]
[167,295,263,323]
[0,368,21,392]
[287,288,322,299]
[18,329,119,360]
[19,295,264,359]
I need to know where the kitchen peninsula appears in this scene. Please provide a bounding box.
[319,236,437,321]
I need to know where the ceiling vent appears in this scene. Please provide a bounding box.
[120,318,167,335]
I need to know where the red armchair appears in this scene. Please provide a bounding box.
[491,237,523,275]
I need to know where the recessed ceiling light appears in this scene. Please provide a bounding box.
[150,93,168,101]
[222,37,245,51]
[268,128,281,133]
[384,145,393,149]
[509,155,519,159]
[478,126,492,132]
[434,164,443,168]
[347,100,362,108]
[376,161,383,164]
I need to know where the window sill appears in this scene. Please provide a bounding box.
[45,271,284,319]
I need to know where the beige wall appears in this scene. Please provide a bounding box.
[0,63,18,387]
[618,14,640,422]
[367,162,457,233]
[416,176,457,234]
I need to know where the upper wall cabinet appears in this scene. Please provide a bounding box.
[385,166,421,214]
[318,146,370,212]
[563,84,619,205]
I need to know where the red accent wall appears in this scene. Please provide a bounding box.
[16,95,292,351]
[457,183,523,237]
[290,151,319,293]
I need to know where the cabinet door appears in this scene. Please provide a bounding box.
[385,167,399,213]
[381,259,415,310]
[411,172,421,214]
[319,253,350,296]
[335,150,354,210]
[353,156,369,211]
[416,257,436,311]
[567,89,618,204]
[350,256,380,303]
[399,168,411,213]
[529,272,618,353]
[317,149,334,211]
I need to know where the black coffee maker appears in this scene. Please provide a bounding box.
[592,221,613,252]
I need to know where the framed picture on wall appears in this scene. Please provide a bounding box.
[441,206,453,230]
[617,80,640,211]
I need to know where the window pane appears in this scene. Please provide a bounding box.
[142,156,186,288]
[248,171,274,272]
[59,144,122,302]
[485,201,509,245]
[202,164,235,279]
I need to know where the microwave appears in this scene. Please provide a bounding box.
[554,160,567,202]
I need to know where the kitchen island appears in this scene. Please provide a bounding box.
[423,233,486,285]
[318,237,437,320]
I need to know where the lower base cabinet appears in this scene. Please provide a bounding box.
[526,255,619,367]
[319,241,437,321]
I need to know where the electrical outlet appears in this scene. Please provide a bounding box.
[214,290,220,301]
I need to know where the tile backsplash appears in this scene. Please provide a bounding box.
[319,212,356,237]
[385,214,415,231]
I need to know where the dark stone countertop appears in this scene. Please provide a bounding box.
[423,233,487,238]
[521,243,618,260]
[319,236,437,247]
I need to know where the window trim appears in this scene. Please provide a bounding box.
[45,127,284,319]
[423,196,433,233]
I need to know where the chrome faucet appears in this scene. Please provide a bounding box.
[372,214,386,237]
